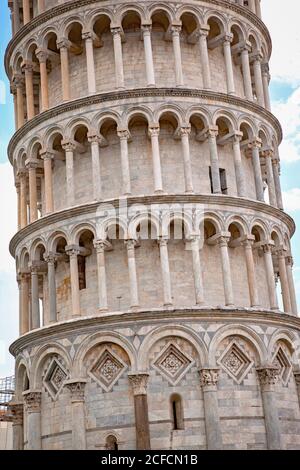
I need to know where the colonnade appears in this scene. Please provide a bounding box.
[13,361,300,451]
[17,232,298,337]
[11,20,271,130]
[15,128,284,231]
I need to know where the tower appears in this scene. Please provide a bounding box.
[5,0,300,450]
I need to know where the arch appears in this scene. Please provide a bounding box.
[197,212,224,235]
[67,117,91,140]
[208,324,267,365]
[139,325,208,370]
[271,227,284,247]
[239,117,257,141]
[70,223,97,246]
[176,6,203,27]
[250,219,269,242]
[29,238,47,261]
[26,137,43,159]
[229,21,246,45]
[226,215,249,237]
[126,106,153,127]
[86,9,113,32]
[15,357,30,401]
[149,4,174,27]
[59,16,85,39]
[155,105,183,127]
[98,218,128,242]
[47,230,69,253]
[187,107,212,129]
[92,111,121,133]
[213,110,237,132]
[268,329,300,364]
[19,247,30,270]
[43,125,65,149]
[23,38,40,61]
[161,211,193,239]
[119,5,145,25]
[105,434,119,451]
[73,331,137,377]
[258,126,272,148]
[204,12,226,35]
[31,342,72,388]
[128,212,160,240]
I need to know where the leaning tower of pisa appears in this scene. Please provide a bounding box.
[5,0,300,451]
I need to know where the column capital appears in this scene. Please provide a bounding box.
[232,130,243,143]
[171,24,182,35]
[65,245,82,258]
[261,148,274,159]
[206,125,219,139]
[125,239,138,250]
[57,38,71,50]
[249,137,262,150]
[222,32,233,44]
[21,60,34,73]
[199,368,220,390]
[148,124,160,138]
[180,125,191,137]
[199,24,210,37]
[242,235,256,248]
[256,366,280,389]
[87,133,101,145]
[40,149,55,161]
[65,379,87,403]
[261,62,270,76]
[110,26,122,36]
[13,74,24,88]
[117,128,130,140]
[25,159,39,170]
[82,31,93,41]
[262,241,275,254]
[275,247,287,259]
[217,235,231,247]
[252,51,263,63]
[43,251,57,264]
[94,239,111,253]
[141,24,152,34]
[22,390,42,413]
[158,237,168,247]
[128,372,149,396]
[240,40,252,53]
[18,270,31,282]
[61,139,77,152]
[35,48,48,63]
[286,256,294,268]
[8,402,24,425]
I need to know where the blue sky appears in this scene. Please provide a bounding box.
[0,2,300,376]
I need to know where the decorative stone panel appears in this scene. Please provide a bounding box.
[218,341,253,384]
[272,346,292,386]
[88,347,127,392]
[43,358,68,400]
[152,342,194,386]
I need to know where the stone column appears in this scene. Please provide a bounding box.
[40,151,54,214]
[111,27,125,89]
[207,127,221,194]
[62,140,76,207]
[180,125,194,193]
[22,0,31,25]
[142,25,155,87]
[277,250,292,314]
[13,0,20,33]
[44,253,57,323]
[218,236,234,307]
[23,391,42,450]
[19,169,28,228]
[158,238,172,306]
[255,0,262,18]
[125,240,139,308]
[15,180,21,230]
[241,43,253,101]
[148,125,163,193]
[222,34,235,95]
[37,0,45,14]
[262,63,271,111]
[30,264,40,329]
[199,368,223,450]
[26,160,38,223]
[117,129,131,195]
[11,84,18,130]
[88,134,102,201]
[66,246,81,317]
[250,138,264,202]
[263,244,278,310]
[253,52,265,106]
[19,272,30,334]
[9,402,24,450]
[256,367,281,450]
[199,27,211,89]
[190,236,204,305]
[171,25,184,87]
[15,75,25,128]
[94,241,108,312]
[83,32,96,94]
[264,150,277,207]
[65,380,87,450]
[272,157,284,210]
[286,257,298,316]
[128,373,151,450]
[57,39,70,101]
[243,238,260,308]
[232,132,246,197]
[36,49,49,112]
[23,62,35,120]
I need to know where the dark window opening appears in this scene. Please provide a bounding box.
[78,255,86,290]
[209,167,228,195]
[170,394,184,430]
[106,435,119,450]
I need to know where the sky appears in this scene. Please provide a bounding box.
[0,1,300,377]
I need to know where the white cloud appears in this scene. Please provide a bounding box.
[0,162,17,273]
[283,188,300,212]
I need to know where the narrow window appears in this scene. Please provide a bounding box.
[106,434,118,450]
[78,255,86,290]
[209,167,228,195]
[170,394,184,430]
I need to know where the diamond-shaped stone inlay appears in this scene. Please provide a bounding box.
[218,341,253,384]
[152,343,194,385]
[88,348,127,392]
[272,347,292,386]
[43,358,68,400]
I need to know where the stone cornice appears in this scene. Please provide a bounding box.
[9,308,300,357]
[7,88,282,163]
[4,0,272,77]
[9,194,295,256]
